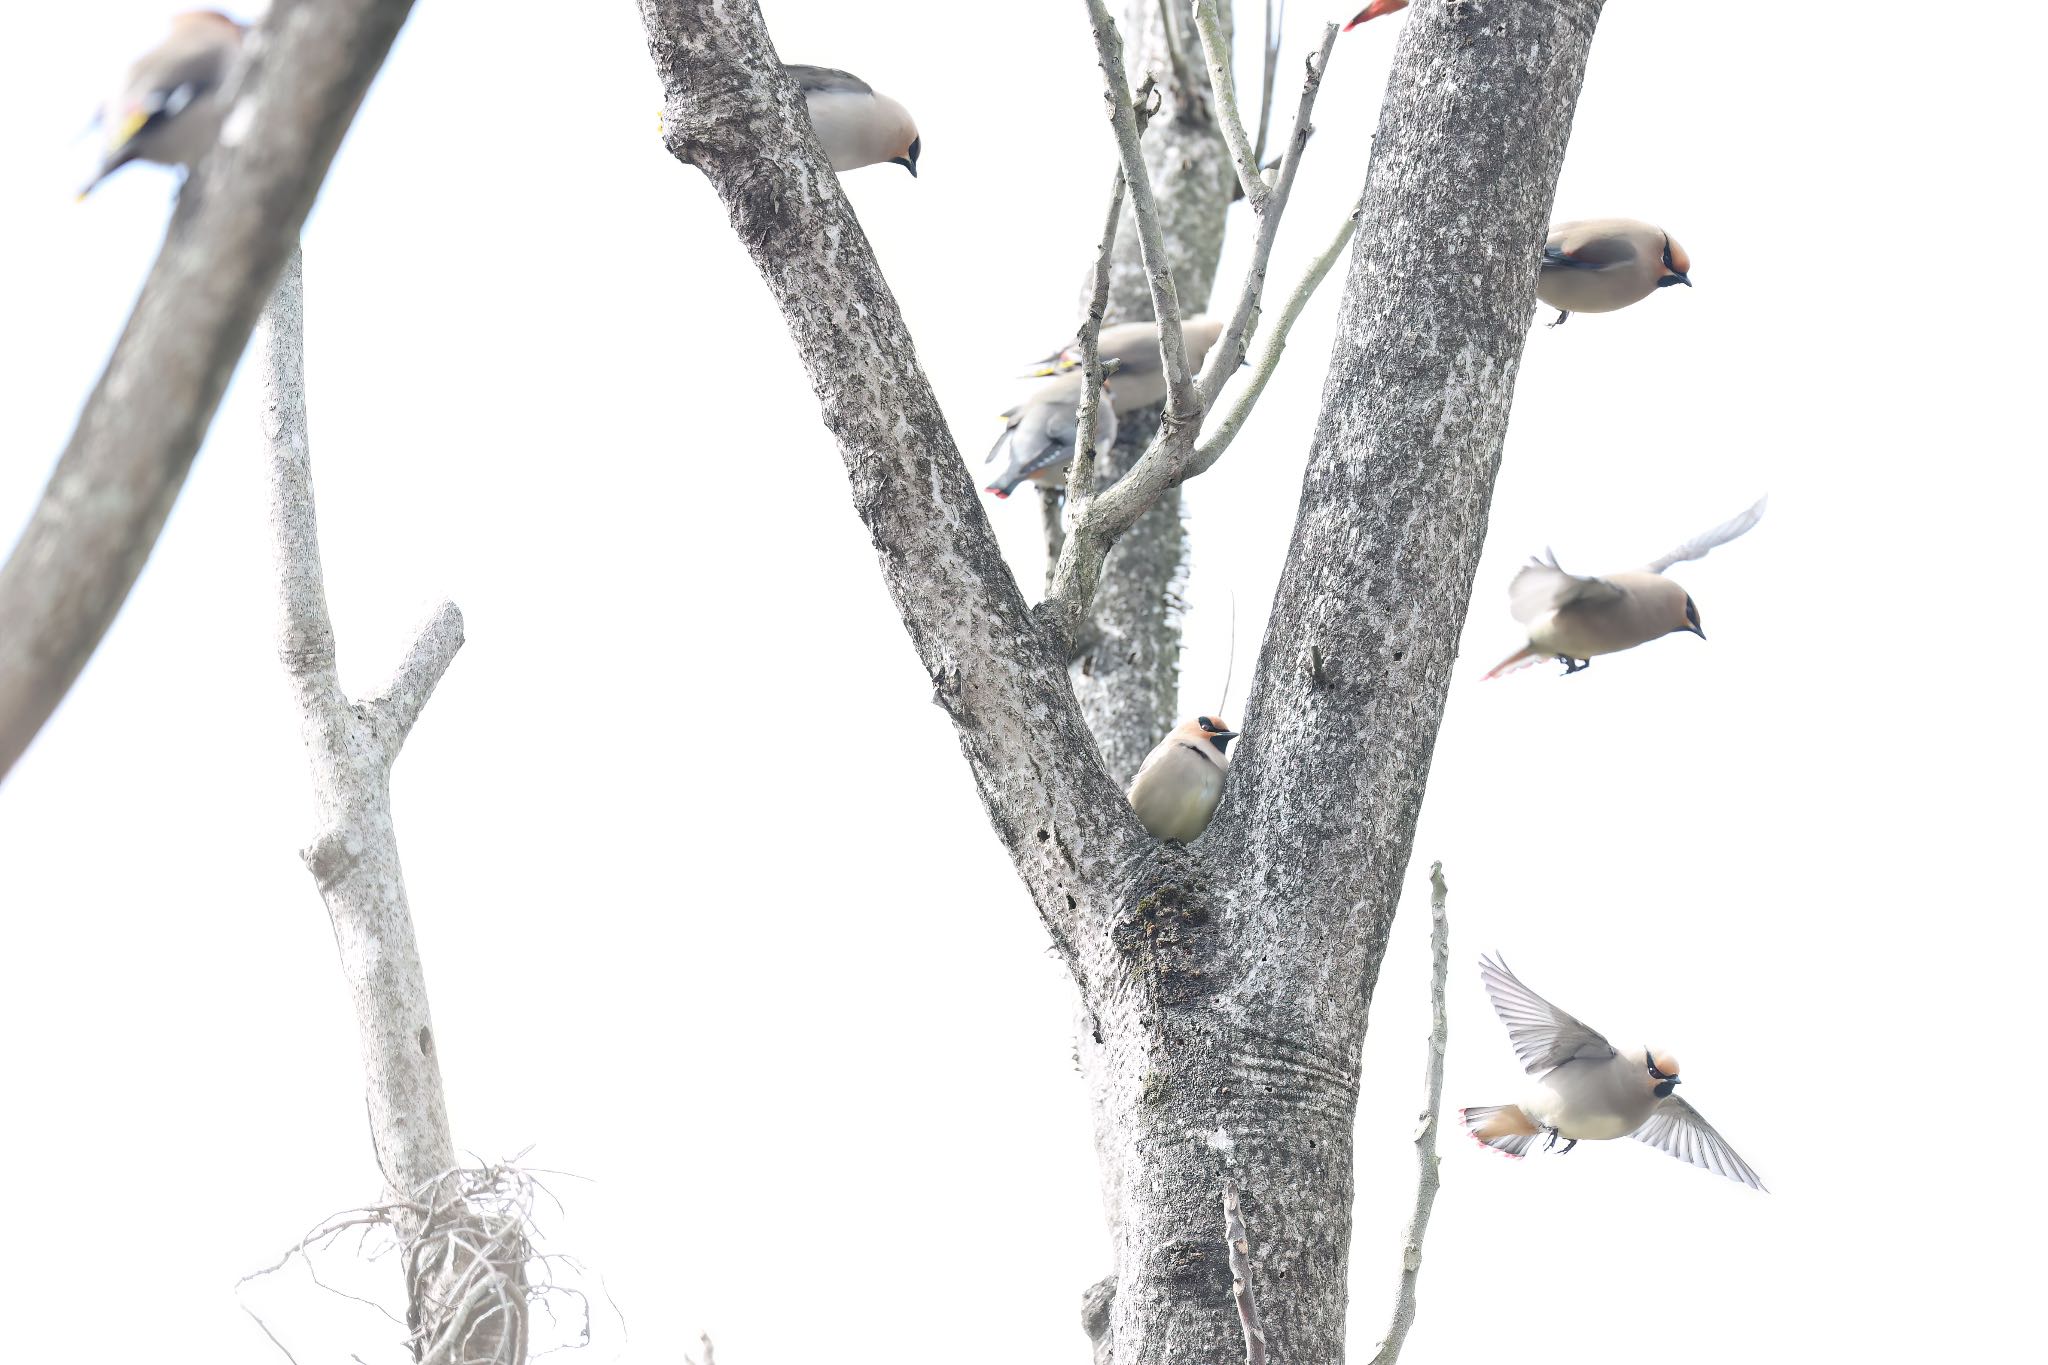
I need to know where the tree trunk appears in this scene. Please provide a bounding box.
[637,0,1605,1360]
[1071,0,1237,785]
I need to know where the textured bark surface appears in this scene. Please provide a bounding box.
[261,252,527,1365]
[0,0,417,783]
[1071,0,1236,785]
[640,0,1604,1360]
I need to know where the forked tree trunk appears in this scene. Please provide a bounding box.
[638,0,1605,1359]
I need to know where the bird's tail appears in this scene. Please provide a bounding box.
[1481,646,1540,681]
[1344,0,1409,31]
[1461,1105,1541,1159]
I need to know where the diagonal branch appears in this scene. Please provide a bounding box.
[0,0,418,786]
[640,0,1147,971]
[1252,0,1287,168]
[1195,0,1272,210]
[1367,862,1451,1365]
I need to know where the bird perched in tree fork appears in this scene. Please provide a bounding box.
[1127,716,1238,843]
[79,10,246,198]
[1022,318,1227,415]
[1484,497,1766,680]
[787,65,920,175]
[1462,954,1767,1190]
[1537,218,1692,326]
[983,365,1119,499]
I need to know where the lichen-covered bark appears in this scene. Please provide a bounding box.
[1071,0,1236,785]
[639,1,1604,1361]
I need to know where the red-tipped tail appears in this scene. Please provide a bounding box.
[1481,646,1539,681]
[1344,0,1410,31]
[984,484,1011,500]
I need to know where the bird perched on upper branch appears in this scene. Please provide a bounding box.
[984,368,1118,499]
[1483,497,1766,679]
[1024,317,1227,414]
[1537,219,1692,326]
[80,10,246,198]
[1461,954,1766,1190]
[1127,715,1238,843]
[788,65,920,175]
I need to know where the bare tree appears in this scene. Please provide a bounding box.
[0,0,418,784]
[637,0,1604,1359]
[258,247,530,1365]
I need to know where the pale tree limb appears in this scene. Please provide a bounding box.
[1194,0,1271,210]
[1366,862,1451,1365]
[683,1332,717,1365]
[0,0,417,785]
[1191,193,1363,476]
[1044,13,1339,645]
[1152,0,1203,120]
[1084,0,1199,427]
[260,247,529,1365]
[1221,1183,1267,1365]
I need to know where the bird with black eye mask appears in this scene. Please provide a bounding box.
[1459,954,1767,1190]
[1126,715,1238,843]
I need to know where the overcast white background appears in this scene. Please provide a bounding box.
[1,2,2040,1361]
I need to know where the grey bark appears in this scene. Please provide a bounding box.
[0,0,417,784]
[260,250,528,1365]
[1071,0,1237,785]
[638,0,1604,1361]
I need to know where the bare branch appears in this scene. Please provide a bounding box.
[1067,167,1131,509]
[1153,0,1201,117]
[1252,0,1286,168]
[1084,0,1197,423]
[1193,0,1270,210]
[1191,194,1362,477]
[1195,22,1340,411]
[0,0,419,786]
[367,601,466,747]
[1367,863,1451,1365]
[1222,1182,1268,1365]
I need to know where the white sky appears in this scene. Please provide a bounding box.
[1,2,2042,1362]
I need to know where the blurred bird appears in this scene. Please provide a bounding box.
[788,65,920,175]
[80,10,246,198]
[1024,318,1227,414]
[984,368,1118,499]
[1127,716,1238,842]
[1537,218,1691,326]
[1483,497,1766,679]
[1344,0,1410,29]
[1461,954,1766,1190]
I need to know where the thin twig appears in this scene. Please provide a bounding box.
[1083,0,1196,422]
[1194,20,1340,410]
[1366,862,1451,1365]
[1154,0,1200,115]
[1191,193,1361,476]
[1252,0,1286,168]
[1222,1182,1267,1365]
[1194,0,1270,210]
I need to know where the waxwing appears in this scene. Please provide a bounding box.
[1127,715,1238,843]
[81,10,246,197]
[1024,317,1227,414]
[788,65,920,175]
[1537,218,1692,325]
[984,369,1118,499]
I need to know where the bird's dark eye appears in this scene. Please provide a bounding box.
[1661,238,1674,270]
[1645,1049,1674,1081]
[1198,717,1216,732]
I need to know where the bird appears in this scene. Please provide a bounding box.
[984,369,1119,499]
[1127,716,1238,842]
[79,10,247,198]
[788,65,919,175]
[1483,497,1766,679]
[1344,0,1410,29]
[1537,218,1691,326]
[1024,318,1227,414]
[1461,954,1766,1191]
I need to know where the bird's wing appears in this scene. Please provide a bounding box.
[1631,1094,1768,1191]
[1020,343,1077,379]
[1506,554,1624,625]
[984,408,1023,465]
[1642,497,1767,574]
[786,65,874,96]
[1541,233,1638,270]
[1479,954,1616,1075]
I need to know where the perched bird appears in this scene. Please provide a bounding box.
[984,369,1118,499]
[1025,317,1227,414]
[1537,218,1691,326]
[1483,497,1766,679]
[80,10,246,197]
[1127,716,1238,842]
[788,65,920,175]
[1344,0,1410,29]
[1461,954,1766,1190]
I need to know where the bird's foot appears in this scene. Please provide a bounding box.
[1559,1137,1578,1155]
[1541,1126,1561,1151]
[1547,310,1570,328]
[1557,655,1589,676]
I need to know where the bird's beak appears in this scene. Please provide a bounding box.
[1215,729,1240,741]
[1659,272,1692,289]
[1687,623,1706,640]
[892,156,917,177]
